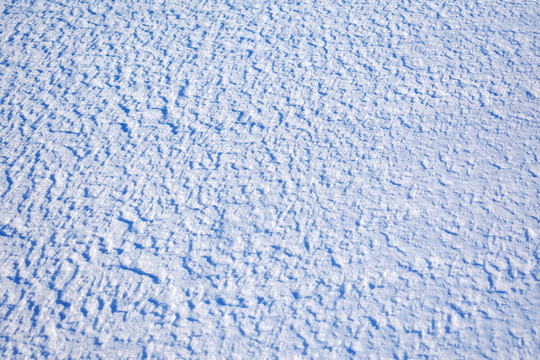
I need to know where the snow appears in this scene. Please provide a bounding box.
[0,0,539,358]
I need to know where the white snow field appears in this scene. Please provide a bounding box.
[0,0,539,358]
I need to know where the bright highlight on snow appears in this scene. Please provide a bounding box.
[0,1,538,358]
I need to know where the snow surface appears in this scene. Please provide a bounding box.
[0,0,539,358]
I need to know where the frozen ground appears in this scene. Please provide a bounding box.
[0,0,539,358]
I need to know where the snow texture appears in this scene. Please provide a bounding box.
[0,0,539,358]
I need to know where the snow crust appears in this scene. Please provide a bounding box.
[0,0,539,358]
